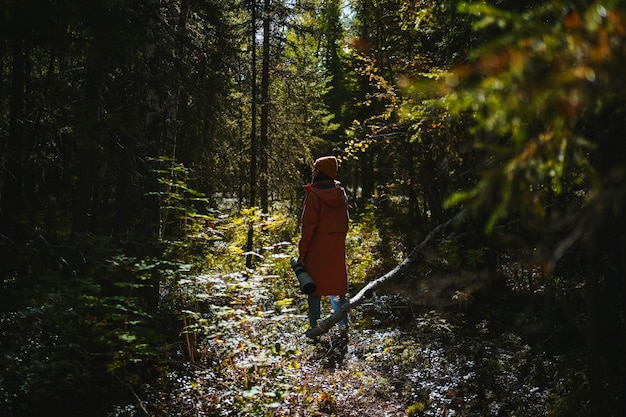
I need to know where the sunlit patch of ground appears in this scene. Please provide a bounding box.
[161,253,571,416]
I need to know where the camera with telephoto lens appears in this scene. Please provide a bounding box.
[290,257,316,295]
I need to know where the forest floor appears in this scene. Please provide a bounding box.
[159,249,568,417]
[0,212,590,416]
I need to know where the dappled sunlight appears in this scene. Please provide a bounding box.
[2,0,623,415]
[146,210,575,416]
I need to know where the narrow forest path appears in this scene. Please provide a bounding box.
[175,255,409,416]
[167,245,560,416]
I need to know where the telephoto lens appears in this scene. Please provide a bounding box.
[290,257,317,294]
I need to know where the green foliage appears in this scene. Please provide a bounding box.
[0,195,592,416]
[437,237,488,270]
[0,251,171,415]
[346,206,386,283]
[3,0,624,415]
[407,401,427,416]
[146,206,305,415]
[438,1,626,233]
[150,156,212,238]
[340,0,479,224]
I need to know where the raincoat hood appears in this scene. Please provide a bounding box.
[306,180,347,208]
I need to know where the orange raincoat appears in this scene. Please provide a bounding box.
[298,180,349,296]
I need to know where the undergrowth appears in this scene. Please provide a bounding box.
[149,204,577,416]
[1,203,585,416]
[150,203,394,415]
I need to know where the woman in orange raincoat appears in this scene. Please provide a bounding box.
[298,156,349,341]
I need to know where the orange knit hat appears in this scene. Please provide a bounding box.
[314,156,338,179]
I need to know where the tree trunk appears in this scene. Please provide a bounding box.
[404,134,421,230]
[585,258,603,417]
[72,7,104,234]
[249,0,258,209]
[113,130,133,239]
[259,0,270,214]
[0,35,26,242]
[586,215,626,416]
[246,0,259,268]
[306,214,460,337]
[144,0,164,239]
[584,96,626,416]
[359,150,373,208]
[422,151,444,224]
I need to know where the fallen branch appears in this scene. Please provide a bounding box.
[306,213,462,338]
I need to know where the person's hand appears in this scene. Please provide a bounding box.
[297,257,306,266]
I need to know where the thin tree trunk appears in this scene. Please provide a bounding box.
[144,0,165,239]
[405,134,420,228]
[72,6,104,234]
[0,35,26,242]
[306,214,460,337]
[359,151,372,208]
[113,130,133,239]
[585,259,603,417]
[249,0,258,208]
[247,0,259,268]
[586,217,626,416]
[259,0,270,214]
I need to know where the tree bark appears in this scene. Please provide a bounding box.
[404,134,420,229]
[246,0,259,268]
[249,0,258,209]
[306,214,460,337]
[72,4,104,234]
[586,210,626,416]
[0,35,26,242]
[144,0,164,239]
[259,0,270,214]
[113,130,133,239]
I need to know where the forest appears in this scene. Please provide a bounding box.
[1,0,625,416]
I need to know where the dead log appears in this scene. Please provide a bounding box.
[306,214,461,337]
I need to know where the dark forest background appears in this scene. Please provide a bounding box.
[1,0,625,416]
